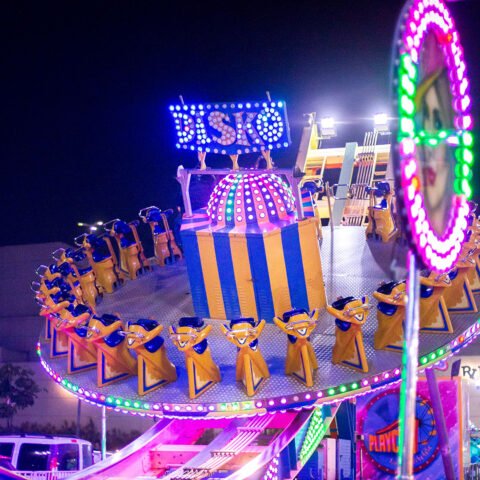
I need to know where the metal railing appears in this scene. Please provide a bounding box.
[466,464,480,479]
[17,471,74,480]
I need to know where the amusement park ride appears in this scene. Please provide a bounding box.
[30,0,477,478]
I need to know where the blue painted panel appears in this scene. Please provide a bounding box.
[246,235,274,321]
[181,231,210,318]
[213,234,241,318]
[281,224,309,311]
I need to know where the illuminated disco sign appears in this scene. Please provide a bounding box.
[169,101,291,155]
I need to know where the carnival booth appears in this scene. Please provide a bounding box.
[31,0,478,478]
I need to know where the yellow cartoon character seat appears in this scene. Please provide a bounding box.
[169,317,221,399]
[419,271,453,333]
[76,233,124,294]
[221,318,270,396]
[54,303,97,374]
[327,296,369,372]
[273,309,319,387]
[60,248,100,308]
[139,207,182,266]
[33,275,79,357]
[126,319,177,396]
[373,281,406,352]
[365,182,398,243]
[86,314,137,387]
[105,219,150,280]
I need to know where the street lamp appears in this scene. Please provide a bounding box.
[77,221,104,232]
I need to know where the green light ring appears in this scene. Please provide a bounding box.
[394,0,475,272]
[36,317,480,420]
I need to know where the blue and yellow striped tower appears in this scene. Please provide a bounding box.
[181,173,326,322]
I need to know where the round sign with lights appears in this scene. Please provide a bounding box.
[360,389,439,475]
[392,0,474,273]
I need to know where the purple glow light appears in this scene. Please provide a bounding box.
[398,0,472,272]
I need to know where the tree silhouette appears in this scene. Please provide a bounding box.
[0,364,43,430]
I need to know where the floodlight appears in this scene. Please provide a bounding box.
[319,117,336,138]
[373,113,390,133]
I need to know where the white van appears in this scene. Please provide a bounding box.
[0,435,93,478]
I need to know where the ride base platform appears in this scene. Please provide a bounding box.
[38,226,480,418]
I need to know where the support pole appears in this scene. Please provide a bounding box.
[176,167,192,216]
[101,406,107,461]
[425,367,456,479]
[76,399,81,438]
[285,173,304,219]
[397,251,420,479]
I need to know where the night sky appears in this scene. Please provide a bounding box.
[2,0,479,246]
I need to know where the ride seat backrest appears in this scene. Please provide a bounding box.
[114,221,136,248]
[97,313,120,327]
[135,318,159,331]
[146,209,162,223]
[330,297,355,311]
[132,318,164,352]
[420,284,434,298]
[281,308,308,322]
[376,281,400,296]
[87,235,111,262]
[377,302,399,316]
[67,249,92,274]
[229,318,256,328]
[179,317,204,328]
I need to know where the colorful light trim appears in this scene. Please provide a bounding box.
[169,101,291,155]
[262,453,279,480]
[36,319,480,419]
[299,408,328,464]
[206,173,296,228]
[395,0,474,273]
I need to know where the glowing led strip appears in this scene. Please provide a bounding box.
[299,408,329,464]
[396,0,474,272]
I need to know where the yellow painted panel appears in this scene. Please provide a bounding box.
[263,232,292,317]
[229,234,257,319]
[197,234,226,319]
[298,219,326,310]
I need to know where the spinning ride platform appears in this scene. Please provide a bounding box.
[37,226,480,418]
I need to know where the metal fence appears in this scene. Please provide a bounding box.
[17,471,74,480]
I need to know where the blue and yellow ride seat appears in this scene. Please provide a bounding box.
[177,317,208,354]
[229,318,258,349]
[420,284,434,298]
[67,304,92,336]
[147,208,174,235]
[50,290,76,304]
[371,182,391,209]
[93,314,124,347]
[44,276,68,291]
[179,316,204,328]
[131,318,165,352]
[87,234,112,262]
[280,308,309,343]
[449,268,459,281]
[375,281,403,316]
[330,297,356,331]
[113,221,137,248]
[66,303,91,316]
[65,248,93,275]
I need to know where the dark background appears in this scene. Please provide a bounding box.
[2,0,479,246]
